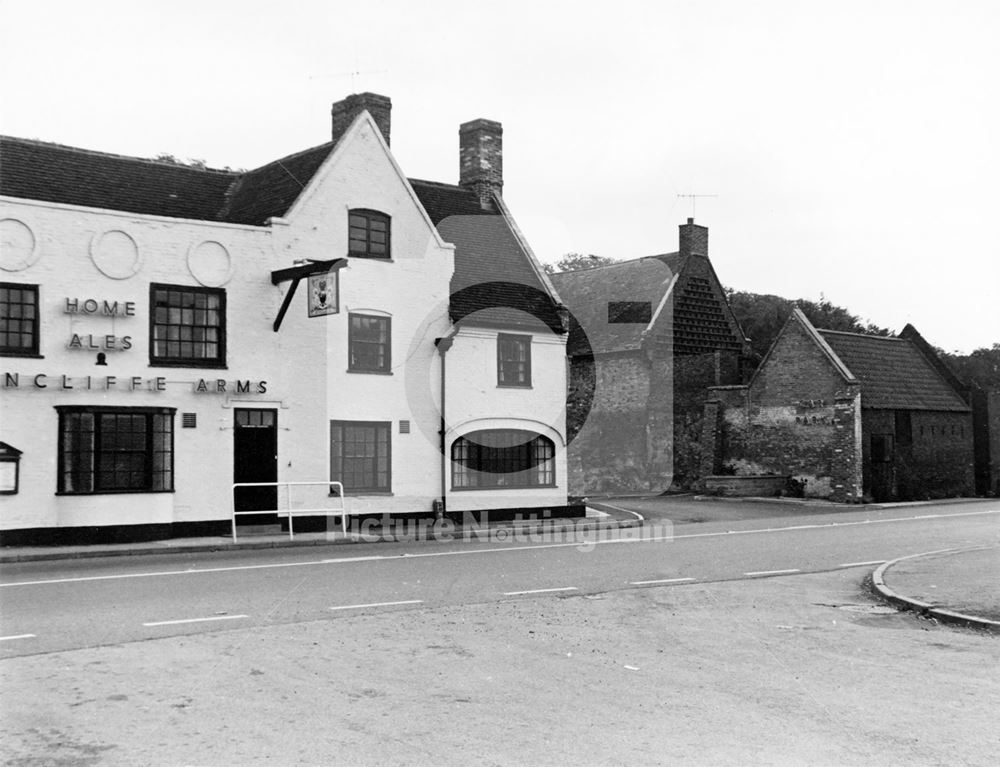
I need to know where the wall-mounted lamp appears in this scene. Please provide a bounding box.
[95,352,107,366]
[0,442,22,494]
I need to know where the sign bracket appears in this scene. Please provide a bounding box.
[270,259,347,332]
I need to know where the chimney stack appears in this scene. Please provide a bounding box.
[331,93,391,146]
[459,118,503,209]
[679,218,708,257]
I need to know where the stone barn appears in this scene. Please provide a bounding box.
[700,308,974,502]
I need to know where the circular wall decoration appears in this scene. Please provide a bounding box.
[187,240,233,286]
[0,218,39,271]
[91,229,142,279]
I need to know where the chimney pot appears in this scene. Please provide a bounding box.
[331,92,391,146]
[459,118,503,209]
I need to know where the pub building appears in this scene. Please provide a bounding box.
[0,94,575,545]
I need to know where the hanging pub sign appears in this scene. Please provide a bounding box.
[308,272,339,317]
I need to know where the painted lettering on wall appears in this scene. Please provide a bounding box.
[2,372,267,394]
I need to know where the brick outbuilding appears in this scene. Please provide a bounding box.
[700,309,973,502]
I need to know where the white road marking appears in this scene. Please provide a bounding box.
[629,577,695,585]
[3,508,997,589]
[591,503,645,521]
[143,614,248,627]
[503,587,578,596]
[0,633,36,642]
[745,569,801,577]
[329,600,423,611]
[838,560,886,568]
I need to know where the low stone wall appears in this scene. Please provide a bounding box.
[702,475,787,497]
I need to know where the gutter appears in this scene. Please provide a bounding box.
[434,325,460,518]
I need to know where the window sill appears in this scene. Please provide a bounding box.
[149,360,228,369]
[346,369,393,376]
[1,352,43,359]
[450,485,556,492]
[348,254,394,262]
[56,489,176,496]
[497,384,533,389]
[329,491,394,497]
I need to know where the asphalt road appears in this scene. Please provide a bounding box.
[2,500,998,658]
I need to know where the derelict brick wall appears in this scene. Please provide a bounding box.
[671,350,743,485]
[647,352,675,489]
[699,400,722,476]
[862,409,973,500]
[990,391,1000,495]
[566,353,655,494]
[714,318,863,500]
[910,412,973,497]
[971,388,992,495]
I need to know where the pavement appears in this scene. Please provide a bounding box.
[2,494,997,634]
[0,505,639,564]
[871,545,1000,633]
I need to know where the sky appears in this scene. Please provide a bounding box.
[1,0,997,354]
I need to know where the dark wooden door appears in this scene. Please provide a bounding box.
[233,409,278,522]
[869,433,896,502]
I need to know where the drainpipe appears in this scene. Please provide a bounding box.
[434,327,459,520]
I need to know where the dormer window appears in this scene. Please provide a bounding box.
[348,209,390,259]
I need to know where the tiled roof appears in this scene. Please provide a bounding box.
[1,135,564,333]
[819,330,969,411]
[221,143,337,225]
[551,255,683,355]
[0,135,341,226]
[409,179,564,334]
[0,136,238,221]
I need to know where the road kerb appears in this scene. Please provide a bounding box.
[0,516,641,564]
[869,547,1000,634]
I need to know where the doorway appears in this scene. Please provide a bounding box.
[233,409,278,524]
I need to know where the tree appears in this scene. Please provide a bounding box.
[942,343,1000,391]
[152,153,208,169]
[725,289,891,364]
[543,253,620,275]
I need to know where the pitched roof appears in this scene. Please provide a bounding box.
[221,143,337,225]
[1,132,564,334]
[551,251,746,357]
[551,255,682,355]
[1,136,238,221]
[0,135,341,226]
[819,329,969,411]
[409,179,565,334]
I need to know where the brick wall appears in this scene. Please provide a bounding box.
[565,350,686,494]
[705,317,863,501]
[990,391,1000,495]
[863,409,974,500]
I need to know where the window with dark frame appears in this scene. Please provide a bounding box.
[497,334,531,387]
[349,314,391,373]
[57,407,174,494]
[348,209,390,259]
[150,284,225,367]
[451,429,555,489]
[330,421,391,493]
[0,283,39,356]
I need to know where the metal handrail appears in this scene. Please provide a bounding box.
[231,480,346,542]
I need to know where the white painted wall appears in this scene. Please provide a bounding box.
[443,325,569,512]
[0,114,569,535]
